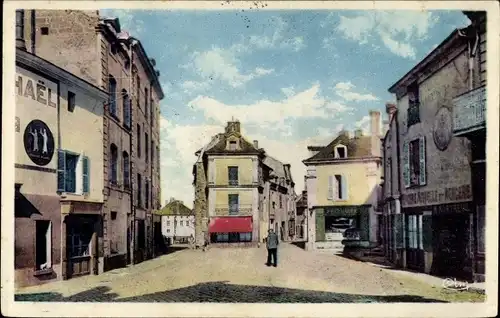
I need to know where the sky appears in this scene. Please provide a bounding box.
[100,8,470,209]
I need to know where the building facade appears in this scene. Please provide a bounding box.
[193,120,297,247]
[303,111,383,251]
[20,10,164,268]
[386,13,484,281]
[295,190,308,240]
[158,198,195,244]
[14,23,107,286]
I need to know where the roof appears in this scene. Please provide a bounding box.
[303,133,373,164]
[155,200,192,216]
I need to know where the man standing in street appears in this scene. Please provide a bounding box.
[266,229,279,267]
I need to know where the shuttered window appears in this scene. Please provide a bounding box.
[328,175,348,200]
[82,155,89,194]
[403,137,426,188]
[57,150,89,194]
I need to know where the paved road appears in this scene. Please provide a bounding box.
[15,244,484,303]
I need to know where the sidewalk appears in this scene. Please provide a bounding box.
[344,252,486,294]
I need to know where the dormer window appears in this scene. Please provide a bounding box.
[226,138,240,151]
[229,141,237,150]
[334,145,347,159]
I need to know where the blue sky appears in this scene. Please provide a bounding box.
[101,8,470,208]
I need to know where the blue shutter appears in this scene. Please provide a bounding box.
[327,175,334,200]
[402,142,410,188]
[341,175,348,200]
[419,136,426,186]
[57,150,66,192]
[83,156,90,194]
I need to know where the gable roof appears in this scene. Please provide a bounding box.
[155,200,192,216]
[303,133,373,164]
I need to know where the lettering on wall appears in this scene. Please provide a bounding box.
[433,106,453,151]
[15,70,57,108]
[403,184,472,207]
[23,120,55,166]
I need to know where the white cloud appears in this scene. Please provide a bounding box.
[281,86,295,98]
[248,16,306,52]
[179,80,211,94]
[355,115,371,134]
[333,81,379,102]
[331,11,440,59]
[185,47,274,88]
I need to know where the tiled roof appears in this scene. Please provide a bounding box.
[205,134,262,155]
[263,156,287,179]
[303,133,373,163]
[156,200,192,216]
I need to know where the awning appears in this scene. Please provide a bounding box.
[209,216,252,233]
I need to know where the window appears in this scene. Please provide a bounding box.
[68,91,76,112]
[406,214,423,249]
[145,179,149,209]
[334,145,347,159]
[228,166,238,186]
[151,142,155,170]
[145,133,149,163]
[123,151,130,188]
[144,87,149,117]
[137,173,142,207]
[328,175,348,201]
[110,144,118,185]
[166,228,170,233]
[407,81,420,127]
[35,220,52,270]
[122,90,131,128]
[57,150,89,194]
[210,232,251,243]
[279,195,283,208]
[229,140,237,151]
[167,220,170,226]
[111,211,117,220]
[403,137,426,188]
[136,75,141,108]
[228,194,239,215]
[272,201,276,209]
[41,27,49,35]
[137,124,141,158]
[108,76,117,117]
[180,220,184,226]
[137,220,145,249]
[68,221,93,258]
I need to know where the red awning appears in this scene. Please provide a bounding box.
[209,217,252,233]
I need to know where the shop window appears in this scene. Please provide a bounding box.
[35,220,52,270]
[210,232,251,243]
[68,222,93,258]
[406,214,423,249]
[325,216,356,234]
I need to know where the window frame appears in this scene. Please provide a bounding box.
[228,166,239,186]
[108,76,117,118]
[110,144,118,185]
[35,220,52,271]
[334,144,347,159]
[228,194,239,215]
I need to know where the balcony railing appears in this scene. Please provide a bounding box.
[214,204,253,215]
[453,86,486,136]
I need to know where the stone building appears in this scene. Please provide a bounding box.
[303,111,383,252]
[192,120,297,247]
[14,14,107,287]
[19,9,164,269]
[295,190,308,240]
[157,198,195,244]
[385,12,485,281]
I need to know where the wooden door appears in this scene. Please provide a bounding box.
[67,217,94,278]
[406,214,424,271]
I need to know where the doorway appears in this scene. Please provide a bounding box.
[405,214,424,271]
[66,215,95,279]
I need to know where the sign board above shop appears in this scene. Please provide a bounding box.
[16,67,58,108]
[402,184,472,207]
[452,86,486,135]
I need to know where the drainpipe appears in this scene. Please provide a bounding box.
[129,39,136,264]
[30,10,35,54]
[15,10,26,50]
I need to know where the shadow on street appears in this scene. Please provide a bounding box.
[15,281,449,303]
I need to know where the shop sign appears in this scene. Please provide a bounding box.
[16,68,58,108]
[23,119,55,166]
[403,185,472,207]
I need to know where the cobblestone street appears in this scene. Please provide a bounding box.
[15,244,484,303]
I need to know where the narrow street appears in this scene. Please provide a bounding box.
[15,244,484,303]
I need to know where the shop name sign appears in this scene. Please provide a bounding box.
[453,86,486,134]
[403,185,471,206]
[16,68,57,108]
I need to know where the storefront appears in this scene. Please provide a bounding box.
[209,216,254,244]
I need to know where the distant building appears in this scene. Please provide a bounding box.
[14,19,107,287]
[157,198,195,244]
[303,111,383,252]
[384,11,486,282]
[193,120,297,247]
[295,190,308,240]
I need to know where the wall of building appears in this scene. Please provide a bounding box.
[397,48,473,209]
[26,10,101,86]
[213,157,255,185]
[211,188,254,216]
[161,215,195,238]
[314,162,381,207]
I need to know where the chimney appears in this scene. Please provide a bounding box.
[369,110,381,157]
[385,102,397,121]
[16,10,26,50]
[338,130,350,138]
[253,140,258,149]
[169,197,175,203]
[225,120,241,134]
[354,129,363,138]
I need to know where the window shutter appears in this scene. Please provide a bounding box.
[82,156,90,194]
[327,175,334,200]
[419,136,426,185]
[402,142,410,188]
[57,150,66,192]
[341,175,348,200]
